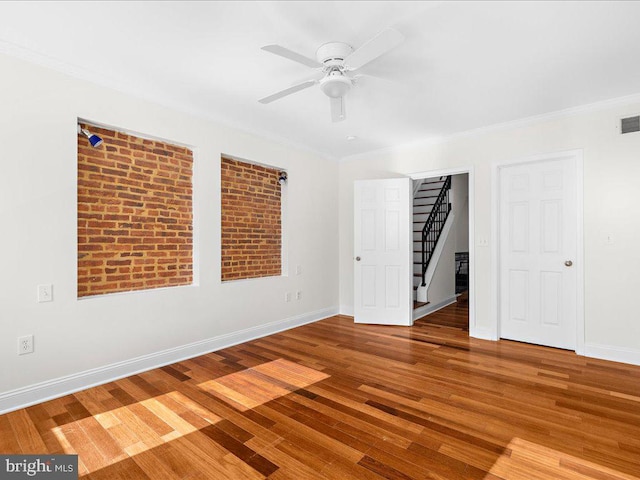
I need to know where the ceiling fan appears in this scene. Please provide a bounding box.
[258,28,404,122]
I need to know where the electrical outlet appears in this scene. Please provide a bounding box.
[295,265,302,275]
[296,291,302,301]
[18,335,34,355]
[285,292,291,302]
[37,284,53,303]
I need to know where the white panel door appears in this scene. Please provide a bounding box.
[354,178,412,325]
[499,155,577,349]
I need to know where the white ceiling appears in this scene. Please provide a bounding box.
[1,1,640,159]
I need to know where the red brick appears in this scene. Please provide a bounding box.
[220,157,282,281]
[78,123,193,297]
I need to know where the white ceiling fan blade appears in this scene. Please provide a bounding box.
[330,96,346,123]
[258,80,317,104]
[344,28,405,71]
[297,71,326,83]
[261,45,322,68]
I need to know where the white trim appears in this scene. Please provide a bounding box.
[575,152,585,355]
[492,149,585,351]
[409,166,472,180]
[78,117,195,149]
[490,161,500,340]
[470,327,495,341]
[584,343,640,367]
[412,296,457,321]
[0,307,338,415]
[0,41,337,163]
[5,35,640,164]
[339,305,354,316]
[220,153,286,173]
[409,166,476,338]
[341,92,640,163]
[467,168,476,339]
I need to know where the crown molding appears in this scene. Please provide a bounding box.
[340,91,640,163]
[0,40,338,164]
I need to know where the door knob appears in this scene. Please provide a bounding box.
[355,256,361,261]
[564,260,573,267]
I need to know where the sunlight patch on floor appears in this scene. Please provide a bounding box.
[52,391,220,476]
[487,437,639,480]
[198,358,329,411]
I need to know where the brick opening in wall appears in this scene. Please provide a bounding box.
[221,156,282,281]
[77,122,193,297]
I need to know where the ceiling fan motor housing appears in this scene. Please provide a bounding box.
[316,42,353,67]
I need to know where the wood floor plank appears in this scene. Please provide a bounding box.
[2,303,640,479]
[7,409,49,453]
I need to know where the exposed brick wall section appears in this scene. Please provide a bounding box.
[221,157,282,281]
[77,123,193,297]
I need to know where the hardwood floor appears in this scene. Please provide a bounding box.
[416,294,469,330]
[2,303,640,479]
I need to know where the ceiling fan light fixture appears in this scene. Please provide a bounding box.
[319,73,352,98]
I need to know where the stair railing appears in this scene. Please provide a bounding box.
[421,176,452,287]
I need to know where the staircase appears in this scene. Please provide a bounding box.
[413,177,445,300]
[413,176,452,304]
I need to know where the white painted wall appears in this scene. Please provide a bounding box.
[0,53,339,409]
[339,96,640,364]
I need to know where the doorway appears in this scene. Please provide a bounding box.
[410,167,475,335]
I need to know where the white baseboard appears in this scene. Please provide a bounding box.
[583,342,640,367]
[412,296,457,322]
[469,326,498,341]
[0,307,338,415]
[339,305,354,316]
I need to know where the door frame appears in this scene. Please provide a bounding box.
[492,149,585,354]
[409,166,476,337]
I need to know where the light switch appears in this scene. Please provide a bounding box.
[478,238,489,247]
[37,284,53,303]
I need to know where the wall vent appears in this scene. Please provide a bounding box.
[621,115,640,134]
